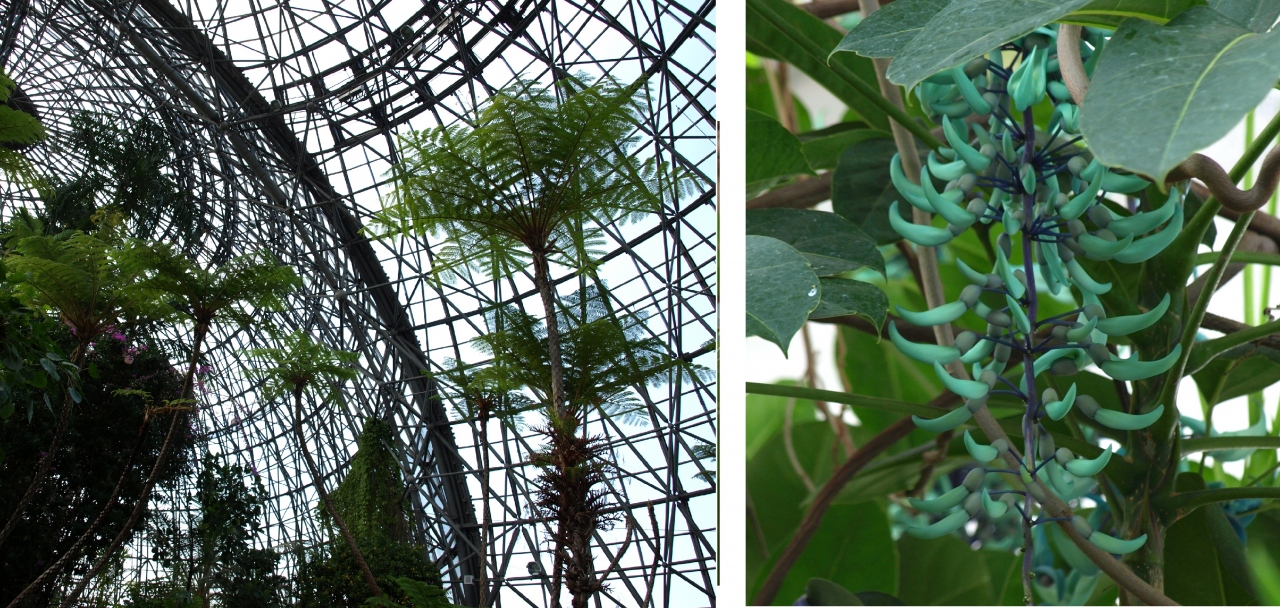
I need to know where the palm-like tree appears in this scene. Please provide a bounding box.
[376,74,692,607]
[437,359,531,608]
[246,330,383,599]
[470,287,707,607]
[0,71,46,187]
[0,213,160,553]
[53,245,300,607]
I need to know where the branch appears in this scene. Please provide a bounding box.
[1187,230,1278,305]
[746,173,832,209]
[1165,487,1280,515]
[801,0,865,19]
[1186,317,1280,374]
[1056,25,1088,105]
[746,382,940,418]
[1200,312,1280,351]
[750,414,931,604]
[810,312,936,342]
[595,517,635,586]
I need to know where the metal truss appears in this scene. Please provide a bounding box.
[0,0,716,605]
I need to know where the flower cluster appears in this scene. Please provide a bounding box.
[886,28,1182,561]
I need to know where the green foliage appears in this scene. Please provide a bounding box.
[745,235,821,351]
[1080,6,1280,182]
[375,73,692,282]
[360,577,456,608]
[3,212,166,350]
[470,286,704,426]
[836,0,1093,87]
[0,260,69,425]
[745,0,891,131]
[40,113,205,249]
[745,110,815,196]
[293,529,442,607]
[133,243,299,330]
[246,331,359,404]
[147,453,286,607]
[746,209,886,278]
[0,329,193,605]
[324,418,412,544]
[0,71,46,186]
[830,138,917,245]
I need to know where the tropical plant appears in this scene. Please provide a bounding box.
[463,286,705,607]
[52,245,299,608]
[0,212,157,562]
[746,0,1280,605]
[294,418,443,608]
[246,331,382,599]
[146,452,286,608]
[433,363,529,608]
[40,112,205,249]
[361,578,457,608]
[0,70,46,186]
[0,329,192,607]
[376,73,693,607]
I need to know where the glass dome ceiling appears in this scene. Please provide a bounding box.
[0,0,716,605]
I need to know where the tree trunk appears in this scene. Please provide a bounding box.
[292,389,383,599]
[531,252,567,421]
[0,342,88,550]
[479,406,492,608]
[55,325,209,608]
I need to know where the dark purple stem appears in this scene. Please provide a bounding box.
[1019,105,1041,607]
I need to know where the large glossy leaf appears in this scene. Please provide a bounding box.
[1192,345,1280,404]
[831,138,911,245]
[747,235,822,352]
[1064,0,1205,26]
[810,277,889,328]
[895,535,1004,604]
[1204,496,1259,604]
[768,501,898,605]
[1080,7,1280,182]
[746,0,891,131]
[799,123,888,171]
[833,0,952,58]
[1165,473,1227,605]
[881,0,1094,88]
[746,209,886,277]
[747,110,813,195]
[1210,0,1280,31]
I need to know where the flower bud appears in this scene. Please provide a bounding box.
[1068,156,1089,176]
[1055,447,1074,465]
[1071,515,1094,539]
[1051,324,1069,342]
[980,143,998,159]
[1042,388,1059,404]
[963,492,984,516]
[1082,304,1105,320]
[955,330,979,353]
[994,343,1011,363]
[998,233,1012,258]
[963,468,986,492]
[1075,394,1101,417]
[1087,343,1113,365]
[1087,204,1112,228]
[987,310,1011,328]
[959,173,979,194]
[1050,358,1078,376]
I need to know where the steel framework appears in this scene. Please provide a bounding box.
[0,0,716,605]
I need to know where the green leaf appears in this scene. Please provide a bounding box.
[747,110,814,195]
[995,557,1027,605]
[0,106,45,146]
[1248,547,1280,604]
[769,501,898,605]
[746,422,843,598]
[799,123,888,171]
[882,0,1094,88]
[746,209,886,277]
[747,381,818,463]
[1164,472,1227,605]
[1209,0,1280,32]
[805,579,864,606]
[810,278,889,329]
[1193,345,1280,404]
[853,591,905,605]
[87,361,100,379]
[833,0,953,59]
[831,138,913,245]
[1065,0,1206,26]
[747,236,822,353]
[895,534,1002,605]
[1081,7,1280,182]
[1203,498,1259,604]
[746,0,891,131]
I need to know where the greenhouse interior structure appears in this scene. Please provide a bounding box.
[0,0,717,606]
